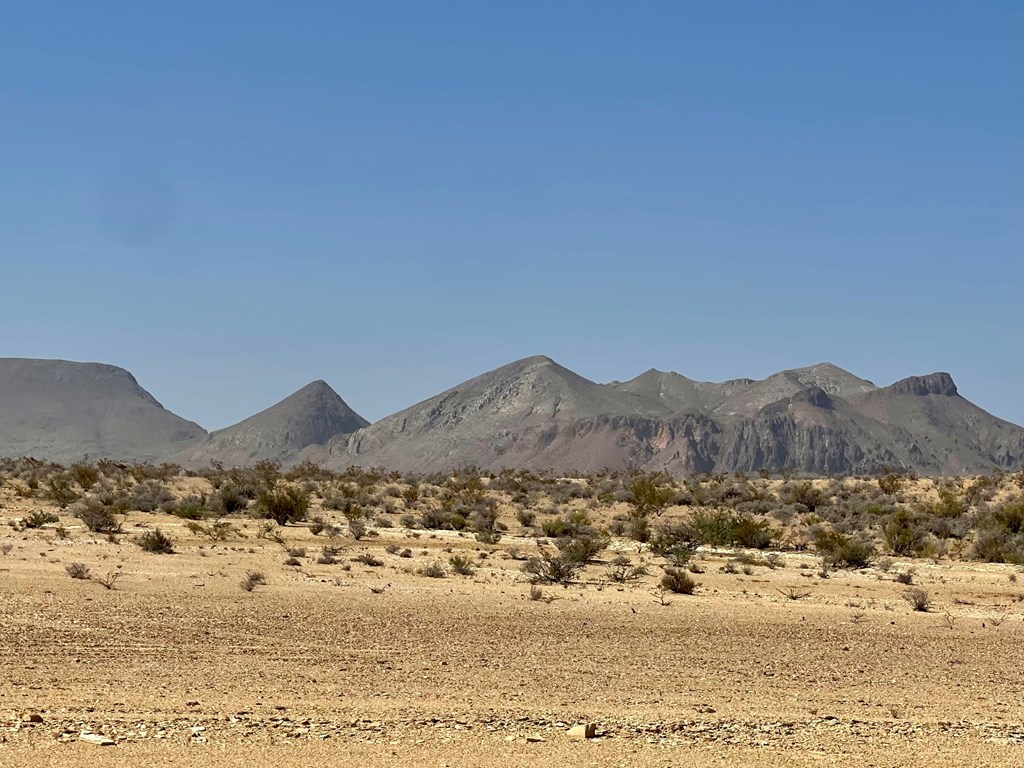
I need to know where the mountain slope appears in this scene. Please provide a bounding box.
[0,358,205,463]
[1,356,1020,474]
[174,380,368,467]
[319,356,653,472]
[322,360,1023,475]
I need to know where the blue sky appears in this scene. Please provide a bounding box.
[1,1,1020,428]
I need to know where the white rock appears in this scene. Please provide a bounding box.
[568,723,597,739]
[80,733,115,746]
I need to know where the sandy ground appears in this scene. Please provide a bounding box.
[1,510,1022,767]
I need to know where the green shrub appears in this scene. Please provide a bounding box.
[74,497,123,533]
[882,510,927,556]
[173,494,208,520]
[903,587,931,612]
[628,473,675,518]
[418,561,447,578]
[65,562,91,580]
[660,567,697,594]
[813,528,875,569]
[607,555,648,583]
[136,528,174,554]
[22,510,59,529]
[254,486,310,525]
[45,474,80,508]
[449,554,475,575]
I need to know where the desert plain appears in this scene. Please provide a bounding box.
[1,473,1022,768]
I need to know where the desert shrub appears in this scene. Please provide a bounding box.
[354,552,383,567]
[287,547,307,558]
[348,518,368,540]
[972,527,1024,564]
[930,485,966,518]
[992,502,1024,535]
[211,483,251,514]
[540,516,569,538]
[93,570,122,590]
[556,531,609,564]
[731,514,774,549]
[419,507,452,530]
[882,510,927,556]
[22,510,59,529]
[74,497,123,533]
[129,480,176,513]
[783,481,825,513]
[136,528,174,554]
[418,561,447,578]
[284,557,301,566]
[516,508,536,527]
[877,473,904,496]
[185,519,236,541]
[628,473,675,518]
[624,515,651,543]
[686,509,773,549]
[903,588,931,612]
[70,462,101,490]
[607,555,648,583]
[254,486,310,525]
[449,554,475,575]
[660,567,697,594]
[471,500,503,544]
[523,547,582,584]
[65,562,91,580]
[173,494,208,520]
[241,571,266,591]
[812,528,875,569]
[45,474,80,508]
[649,522,697,566]
[894,569,915,585]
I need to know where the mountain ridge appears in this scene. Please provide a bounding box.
[1,356,1021,474]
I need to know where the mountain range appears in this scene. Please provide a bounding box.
[1,356,1021,475]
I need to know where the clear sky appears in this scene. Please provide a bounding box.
[2,1,1021,429]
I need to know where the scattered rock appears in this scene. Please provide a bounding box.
[525,734,545,743]
[20,712,44,724]
[568,723,597,739]
[80,732,115,746]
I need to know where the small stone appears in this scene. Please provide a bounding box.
[80,733,115,746]
[525,734,545,743]
[20,712,44,724]
[568,723,597,739]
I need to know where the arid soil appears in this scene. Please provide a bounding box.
[1,498,1022,767]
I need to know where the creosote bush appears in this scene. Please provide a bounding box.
[74,497,123,533]
[254,485,310,526]
[660,567,697,594]
[449,554,475,575]
[65,562,91,580]
[136,528,175,554]
[903,587,931,612]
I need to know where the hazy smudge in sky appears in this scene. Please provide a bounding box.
[95,164,176,248]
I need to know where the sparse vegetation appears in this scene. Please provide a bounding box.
[253,485,310,526]
[65,562,91,580]
[660,567,697,595]
[903,588,932,612]
[449,554,475,575]
[241,571,266,591]
[136,528,175,553]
